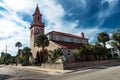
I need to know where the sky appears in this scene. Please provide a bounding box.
[0,0,120,56]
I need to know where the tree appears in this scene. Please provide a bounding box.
[110,41,119,50]
[73,49,81,61]
[16,49,23,63]
[23,47,32,58]
[15,41,22,65]
[48,48,63,63]
[15,41,22,51]
[92,43,107,60]
[73,44,108,61]
[22,47,32,65]
[10,56,16,64]
[112,29,120,44]
[79,45,93,61]
[0,52,12,64]
[73,45,93,61]
[15,47,33,66]
[111,29,120,51]
[97,32,110,48]
[35,34,49,53]
[35,34,49,64]
[1,52,4,58]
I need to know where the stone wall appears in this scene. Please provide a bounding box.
[41,63,64,69]
[63,60,119,69]
[41,60,119,70]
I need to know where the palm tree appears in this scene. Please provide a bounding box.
[15,41,22,51]
[97,32,110,48]
[35,34,49,63]
[16,49,23,63]
[15,41,22,65]
[35,34,49,53]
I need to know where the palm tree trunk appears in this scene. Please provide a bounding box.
[40,46,44,63]
[103,42,106,48]
[16,47,19,66]
[42,46,44,54]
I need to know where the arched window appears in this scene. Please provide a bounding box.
[40,29,42,33]
[36,51,40,63]
[36,28,39,33]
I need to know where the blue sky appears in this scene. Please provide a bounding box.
[0,0,119,56]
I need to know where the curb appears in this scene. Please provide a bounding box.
[12,65,73,75]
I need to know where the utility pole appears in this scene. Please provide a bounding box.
[6,45,7,54]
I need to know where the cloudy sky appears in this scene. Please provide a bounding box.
[0,0,120,56]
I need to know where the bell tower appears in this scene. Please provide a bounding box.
[30,5,45,55]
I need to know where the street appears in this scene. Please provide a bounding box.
[0,65,53,80]
[0,64,120,80]
[48,64,120,80]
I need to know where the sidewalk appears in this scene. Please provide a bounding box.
[12,65,74,75]
[11,61,120,75]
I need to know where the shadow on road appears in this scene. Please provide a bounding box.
[68,62,120,73]
[0,74,13,80]
[0,74,46,80]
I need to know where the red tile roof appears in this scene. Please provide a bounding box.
[48,31,88,40]
[51,40,83,49]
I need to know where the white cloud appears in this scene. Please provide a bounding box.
[0,0,31,56]
[0,0,109,56]
[98,0,118,21]
[3,0,36,13]
[38,0,66,33]
[69,27,102,43]
[0,17,30,56]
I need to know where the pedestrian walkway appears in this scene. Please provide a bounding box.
[13,65,73,75]
[11,61,120,75]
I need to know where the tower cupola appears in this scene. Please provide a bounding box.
[30,5,44,29]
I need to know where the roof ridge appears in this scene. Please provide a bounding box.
[49,31,88,40]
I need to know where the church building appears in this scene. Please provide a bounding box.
[30,5,89,63]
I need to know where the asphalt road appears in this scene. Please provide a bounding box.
[0,63,120,80]
[47,63,120,80]
[0,65,53,80]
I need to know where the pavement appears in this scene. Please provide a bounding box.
[12,65,74,75]
[1,63,120,80]
[9,61,120,75]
